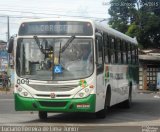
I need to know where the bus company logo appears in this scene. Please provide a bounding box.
[50,92,56,98]
[79,80,88,88]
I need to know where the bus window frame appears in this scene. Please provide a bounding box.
[95,34,104,74]
[125,42,128,64]
[103,33,110,64]
[114,37,118,64]
[120,39,124,64]
[110,36,115,64]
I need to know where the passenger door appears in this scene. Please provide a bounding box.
[95,34,105,111]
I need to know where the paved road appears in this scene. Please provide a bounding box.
[0,91,160,132]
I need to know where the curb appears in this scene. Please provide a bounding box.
[137,90,160,94]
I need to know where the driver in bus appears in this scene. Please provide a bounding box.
[81,45,93,64]
[81,45,93,72]
[82,45,93,72]
[81,45,92,61]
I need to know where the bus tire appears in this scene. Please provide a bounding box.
[96,86,111,119]
[123,83,132,108]
[38,111,48,120]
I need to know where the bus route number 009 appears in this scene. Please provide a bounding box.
[17,79,29,85]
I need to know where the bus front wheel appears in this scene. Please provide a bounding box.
[96,86,111,119]
[96,94,108,118]
[38,111,48,120]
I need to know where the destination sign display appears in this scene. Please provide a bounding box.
[18,21,93,36]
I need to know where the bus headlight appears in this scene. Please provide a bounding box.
[16,86,32,98]
[84,88,90,93]
[74,88,91,98]
[17,87,22,92]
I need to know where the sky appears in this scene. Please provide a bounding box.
[0,0,111,41]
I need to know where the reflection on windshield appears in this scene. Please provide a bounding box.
[16,38,94,81]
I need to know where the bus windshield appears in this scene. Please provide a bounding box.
[16,38,94,81]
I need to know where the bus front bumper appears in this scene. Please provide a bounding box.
[14,94,96,113]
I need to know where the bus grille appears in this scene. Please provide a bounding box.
[39,101,67,107]
[28,84,78,92]
[36,94,71,98]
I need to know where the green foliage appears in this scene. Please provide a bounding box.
[108,0,160,49]
[126,22,140,37]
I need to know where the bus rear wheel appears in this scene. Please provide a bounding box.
[122,94,131,108]
[38,111,47,120]
[122,85,132,108]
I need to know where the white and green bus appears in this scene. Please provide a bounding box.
[8,18,139,119]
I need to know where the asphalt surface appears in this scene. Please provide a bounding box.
[0,90,160,132]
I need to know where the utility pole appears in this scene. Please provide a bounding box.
[7,16,10,70]
[7,16,10,41]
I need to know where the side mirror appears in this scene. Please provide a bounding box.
[7,37,14,53]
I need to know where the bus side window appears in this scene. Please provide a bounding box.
[110,37,115,64]
[104,34,110,64]
[128,43,132,64]
[122,41,126,64]
[114,38,118,64]
[131,45,135,64]
[120,40,124,64]
[96,36,103,73]
[125,42,128,64]
[116,39,121,64]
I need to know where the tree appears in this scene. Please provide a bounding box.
[108,0,137,32]
[108,0,160,49]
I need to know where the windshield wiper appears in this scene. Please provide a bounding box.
[61,35,75,53]
[33,35,45,54]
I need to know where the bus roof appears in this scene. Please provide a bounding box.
[94,21,138,45]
